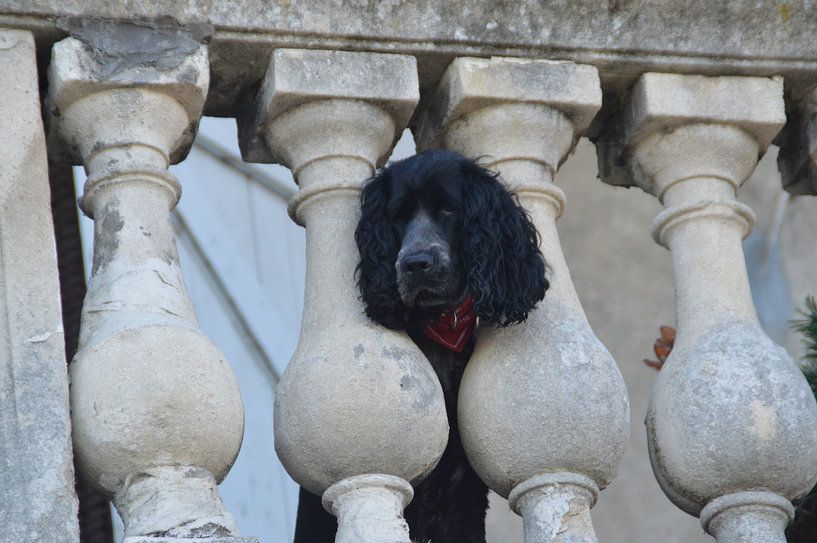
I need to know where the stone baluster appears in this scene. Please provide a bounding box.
[778,84,817,195]
[415,57,630,543]
[238,49,448,543]
[47,34,254,542]
[596,72,817,542]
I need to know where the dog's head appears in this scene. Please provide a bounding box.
[355,149,548,330]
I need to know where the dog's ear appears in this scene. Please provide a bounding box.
[354,171,407,329]
[460,161,548,326]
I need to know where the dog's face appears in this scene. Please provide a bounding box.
[355,149,548,330]
[388,171,466,311]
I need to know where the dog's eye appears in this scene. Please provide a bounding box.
[438,204,455,216]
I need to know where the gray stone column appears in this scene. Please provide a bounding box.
[47,34,253,542]
[415,57,630,543]
[239,49,448,543]
[778,84,817,195]
[597,72,817,542]
[0,29,80,543]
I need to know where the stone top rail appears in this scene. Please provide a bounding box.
[3,1,817,122]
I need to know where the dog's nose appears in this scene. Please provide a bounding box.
[401,252,435,274]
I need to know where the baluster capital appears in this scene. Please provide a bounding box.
[415,57,601,176]
[46,29,208,167]
[596,72,785,198]
[239,48,417,165]
[239,48,419,224]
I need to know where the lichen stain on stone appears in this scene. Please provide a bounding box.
[353,343,365,360]
[93,202,124,273]
[749,399,777,441]
[380,345,405,361]
[398,373,435,410]
[780,3,792,23]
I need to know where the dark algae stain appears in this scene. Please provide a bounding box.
[92,202,124,273]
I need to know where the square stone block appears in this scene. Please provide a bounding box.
[415,56,601,148]
[47,31,209,163]
[239,48,419,163]
[598,72,785,188]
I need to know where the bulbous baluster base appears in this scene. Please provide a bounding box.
[647,322,817,516]
[70,326,245,496]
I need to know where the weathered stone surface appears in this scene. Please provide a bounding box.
[701,491,792,543]
[322,475,414,543]
[242,48,446,540]
[596,72,785,191]
[509,473,599,543]
[417,57,628,543]
[602,71,817,542]
[49,34,253,541]
[239,48,418,163]
[777,85,817,195]
[2,2,817,117]
[47,31,208,163]
[415,56,600,152]
[545,139,712,543]
[0,29,80,542]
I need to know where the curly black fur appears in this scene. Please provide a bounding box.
[293,149,548,543]
[355,148,547,328]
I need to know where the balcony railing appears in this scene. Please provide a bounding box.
[1,5,817,543]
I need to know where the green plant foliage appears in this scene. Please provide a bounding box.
[788,296,817,541]
[792,296,817,397]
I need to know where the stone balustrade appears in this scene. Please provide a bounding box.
[596,72,817,542]
[46,31,254,542]
[1,8,817,543]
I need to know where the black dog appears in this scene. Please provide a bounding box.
[294,149,548,542]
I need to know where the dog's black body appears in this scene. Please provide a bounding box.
[293,149,548,542]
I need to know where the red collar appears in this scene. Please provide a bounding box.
[423,295,479,353]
